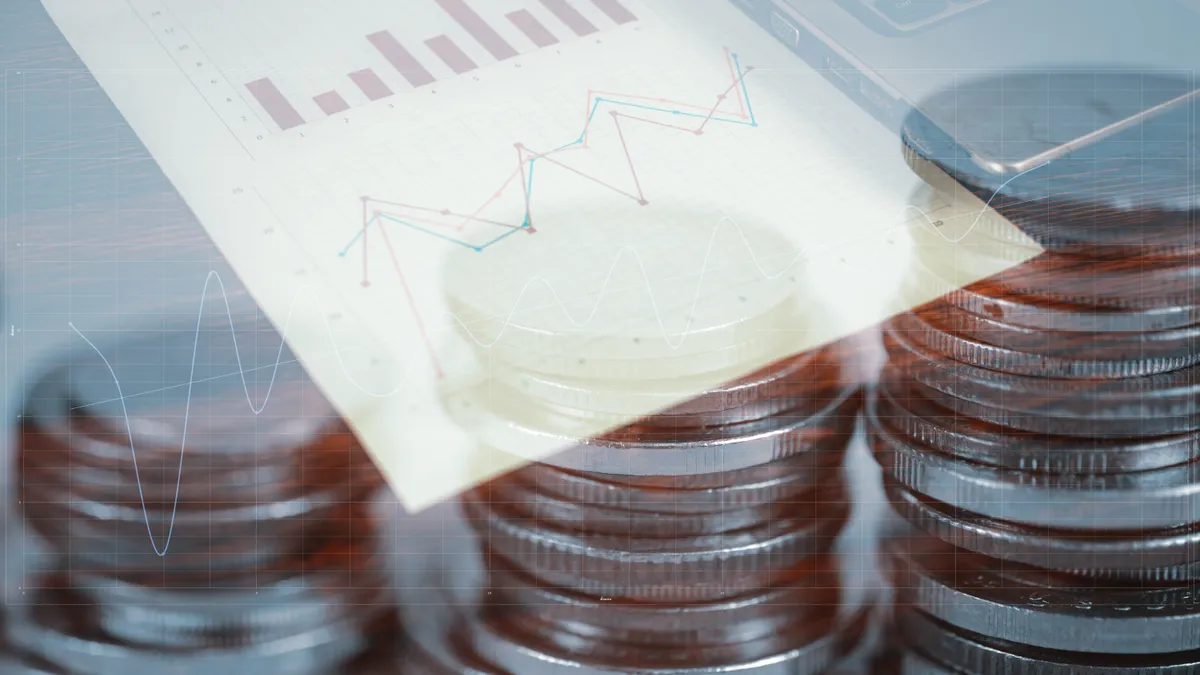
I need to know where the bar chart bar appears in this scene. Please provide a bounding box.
[435,0,518,61]
[349,69,394,101]
[245,78,304,130]
[540,0,598,36]
[314,91,350,115]
[426,35,477,74]
[507,10,558,47]
[591,0,637,24]
[368,31,436,87]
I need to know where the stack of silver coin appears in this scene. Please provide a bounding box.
[11,315,399,674]
[873,71,1200,672]
[409,215,874,674]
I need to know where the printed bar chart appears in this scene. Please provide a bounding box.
[436,0,518,61]
[593,0,637,24]
[541,0,598,35]
[242,0,639,131]
[245,78,304,130]
[427,35,477,74]
[314,91,351,115]
[507,10,559,47]
[368,31,438,88]
[349,69,394,101]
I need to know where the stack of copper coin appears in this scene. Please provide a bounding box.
[411,215,873,674]
[873,71,1200,672]
[11,315,398,674]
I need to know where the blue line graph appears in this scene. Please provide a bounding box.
[337,52,758,257]
[60,43,1057,556]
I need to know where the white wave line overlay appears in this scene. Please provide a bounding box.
[448,161,1051,350]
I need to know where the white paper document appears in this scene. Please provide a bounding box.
[40,0,1040,509]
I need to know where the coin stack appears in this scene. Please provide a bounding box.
[11,315,399,674]
[408,215,873,673]
[872,71,1200,672]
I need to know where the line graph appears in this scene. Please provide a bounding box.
[338,48,757,372]
[64,160,1048,555]
[338,49,757,261]
[332,48,1044,379]
[59,24,1057,553]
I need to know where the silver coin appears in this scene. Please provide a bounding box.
[872,413,1200,530]
[899,375,1200,439]
[985,255,1200,311]
[461,484,849,602]
[901,262,1200,333]
[872,381,1200,474]
[495,346,840,418]
[897,607,1200,675]
[0,651,62,675]
[476,330,813,383]
[505,446,845,514]
[21,460,306,505]
[900,71,1199,249]
[401,585,499,675]
[33,479,350,526]
[482,554,840,646]
[9,608,370,675]
[96,602,381,652]
[885,324,1200,420]
[905,147,1200,262]
[78,565,393,649]
[444,379,861,476]
[891,309,1200,379]
[485,473,839,538]
[912,300,1200,366]
[0,614,61,675]
[888,539,1200,654]
[23,515,298,572]
[406,646,496,675]
[887,481,1200,581]
[463,603,871,675]
[896,648,957,675]
[440,212,810,381]
[327,640,409,675]
[24,482,357,572]
[26,320,339,458]
[513,386,841,430]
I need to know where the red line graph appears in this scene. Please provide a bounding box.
[343,49,759,377]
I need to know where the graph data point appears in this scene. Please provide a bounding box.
[361,281,371,288]
[334,46,761,266]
